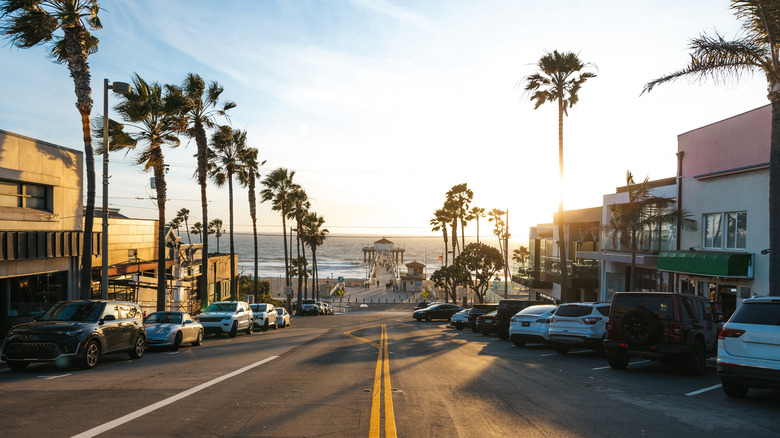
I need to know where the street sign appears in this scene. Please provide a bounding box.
[422,291,429,300]
[337,289,344,297]
[338,276,344,282]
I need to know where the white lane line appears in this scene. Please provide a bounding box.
[42,374,72,380]
[629,360,650,366]
[166,351,180,355]
[70,355,279,438]
[541,353,558,357]
[685,384,722,396]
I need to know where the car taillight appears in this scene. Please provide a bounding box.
[670,323,683,342]
[605,321,614,331]
[582,317,602,325]
[535,318,550,324]
[719,328,746,339]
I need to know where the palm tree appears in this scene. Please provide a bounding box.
[168,216,182,235]
[180,73,234,306]
[302,212,328,300]
[191,222,203,243]
[446,183,473,250]
[236,143,264,299]
[642,1,780,295]
[176,208,191,244]
[98,73,187,311]
[287,187,310,305]
[207,125,244,300]
[430,208,450,266]
[208,219,224,252]
[444,199,460,261]
[603,171,698,291]
[512,246,529,265]
[2,0,104,298]
[260,168,299,291]
[467,206,486,243]
[523,50,596,301]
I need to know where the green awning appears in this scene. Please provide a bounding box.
[657,251,753,278]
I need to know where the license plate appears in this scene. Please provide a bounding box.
[522,322,530,327]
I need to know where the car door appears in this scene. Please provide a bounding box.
[100,304,123,352]
[181,313,196,343]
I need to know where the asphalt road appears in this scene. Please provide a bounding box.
[1,311,779,437]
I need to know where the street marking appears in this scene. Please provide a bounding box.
[70,355,279,438]
[347,324,396,438]
[42,374,72,380]
[685,384,722,396]
[541,353,558,357]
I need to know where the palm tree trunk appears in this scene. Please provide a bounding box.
[154,159,167,311]
[312,248,318,301]
[228,174,236,300]
[79,111,95,299]
[195,121,209,307]
[282,211,290,288]
[770,98,780,296]
[249,177,259,299]
[296,225,302,307]
[557,97,569,301]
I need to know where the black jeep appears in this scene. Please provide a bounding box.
[604,292,721,375]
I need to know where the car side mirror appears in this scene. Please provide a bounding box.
[184,320,192,325]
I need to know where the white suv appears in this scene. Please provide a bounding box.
[717,296,780,398]
[548,302,610,354]
[195,301,254,338]
[250,303,278,331]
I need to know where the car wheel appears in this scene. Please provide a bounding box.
[80,340,100,370]
[272,321,278,330]
[512,339,526,348]
[620,308,660,346]
[455,323,464,330]
[129,335,145,359]
[554,343,570,354]
[425,314,432,322]
[229,322,238,338]
[171,332,183,351]
[683,340,706,376]
[6,360,29,371]
[193,329,204,346]
[607,350,630,370]
[263,320,269,332]
[415,317,421,322]
[246,320,255,335]
[721,379,749,398]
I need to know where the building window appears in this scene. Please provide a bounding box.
[703,211,746,250]
[0,179,49,211]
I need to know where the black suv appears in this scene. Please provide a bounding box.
[468,304,498,332]
[604,292,721,375]
[494,299,545,340]
[1,300,146,371]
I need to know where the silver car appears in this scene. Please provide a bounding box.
[145,311,204,350]
[250,303,278,331]
[276,307,291,328]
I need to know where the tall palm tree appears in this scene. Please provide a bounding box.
[446,183,473,250]
[302,212,328,300]
[467,206,486,243]
[642,1,780,295]
[444,199,460,261]
[191,222,203,243]
[430,208,450,266]
[287,187,310,304]
[523,50,596,301]
[207,125,244,300]
[180,73,234,306]
[176,208,191,244]
[2,0,103,298]
[260,168,299,292]
[603,171,698,291]
[236,143,264,299]
[98,73,187,311]
[513,246,530,265]
[208,219,224,252]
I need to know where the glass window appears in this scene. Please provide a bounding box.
[726,212,747,249]
[0,180,19,207]
[703,213,722,249]
[0,179,49,210]
[729,302,780,325]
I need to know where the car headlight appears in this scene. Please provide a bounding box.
[52,329,83,336]
[159,326,172,335]
[222,316,232,321]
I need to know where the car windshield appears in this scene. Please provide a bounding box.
[302,300,316,305]
[251,304,267,312]
[519,305,556,315]
[729,302,780,325]
[146,313,182,324]
[205,303,237,312]
[38,301,104,322]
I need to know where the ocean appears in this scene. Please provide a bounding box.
[193,233,521,281]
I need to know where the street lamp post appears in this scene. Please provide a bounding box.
[102,78,132,300]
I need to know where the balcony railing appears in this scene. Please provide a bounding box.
[539,256,599,288]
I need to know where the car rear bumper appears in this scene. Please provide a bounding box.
[717,362,780,389]
[510,333,547,344]
[604,340,693,358]
[550,334,603,347]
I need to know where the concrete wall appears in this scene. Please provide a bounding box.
[90,217,158,267]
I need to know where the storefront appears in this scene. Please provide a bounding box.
[1,271,68,336]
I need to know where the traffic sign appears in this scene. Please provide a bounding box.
[338,276,344,282]
[422,291,429,299]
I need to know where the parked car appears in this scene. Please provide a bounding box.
[144,311,204,350]
[300,299,320,316]
[549,302,610,354]
[494,299,546,340]
[1,300,146,371]
[509,304,558,347]
[250,303,278,331]
[604,292,721,375]
[476,310,499,336]
[717,296,780,397]
[195,301,254,338]
[467,304,498,332]
[413,303,463,321]
[450,309,470,330]
[317,301,332,315]
[276,307,291,328]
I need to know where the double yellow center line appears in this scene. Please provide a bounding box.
[345,324,397,437]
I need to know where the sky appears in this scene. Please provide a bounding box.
[0,0,770,242]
